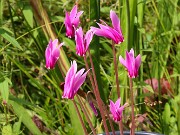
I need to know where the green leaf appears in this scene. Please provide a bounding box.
[13,116,22,135]
[2,124,12,135]
[63,37,75,53]
[9,100,42,135]
[0,28,22,50]
[162,103,171,134]
[137,81,154,93]
[22,6,33,28]
[68,100,84,135]
[0,78,11,103]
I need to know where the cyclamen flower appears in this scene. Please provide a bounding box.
[110,98,126,122]
[45,39,63,69]
[91,10,124,44]
[62,60,89,99]
[64,5,83,38]
[75,27,94,56]
[119,48,141,78]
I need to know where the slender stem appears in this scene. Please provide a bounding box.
[84,55,95,90]
[72,100,88,135]
[84,55,116,135]
[4,104,8,124]
[112,42,120,97]
[102,103,116,135]
[88,49,110,135]
[57,59,65,78]
[77,96,96,135]
[129,78,135,135]
[112,42,124,135]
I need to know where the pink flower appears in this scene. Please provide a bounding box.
[110,98,126,122]
[119,48,141,78]
[64,5,83,38]
[90,10,124,44]
[62,60,89,99]
[45,39,63,69]
[75,27,94,56]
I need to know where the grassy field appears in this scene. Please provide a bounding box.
[0,0,180,134]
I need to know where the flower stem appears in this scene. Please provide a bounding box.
[112,41,124,135]
[103,104,116,135]
[88,49,110,135]
[84,55,95,91]
[72,100,88,135]
[77,95,96,135]
[84,55,116,135]
[129,77,135,135]
[57,59,65,78]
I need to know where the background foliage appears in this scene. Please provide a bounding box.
[0,0,180,134]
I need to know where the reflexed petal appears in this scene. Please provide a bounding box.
[110,10,121,33]
[115,98,121,108]
[84,29,94,51]
[72,11,84,27]
[75,68,85,79]
[135,54,141,72]
[119,56,126,67]
[64,61,77,88]
[126,51,134,77]
[70,5,77,21]
[110,100,116,115]
[65,12,71,26]
[129,48,134,58]
[91,26,113,40]
[75,27,84,56]
[73,69,89,95]
[52,39,58,47]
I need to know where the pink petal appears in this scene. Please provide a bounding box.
[119,56,126,67]
[110,10,121,33]
[75,68,85,79]
[91,26,115,41]
[135,54,141,72]
[75,27,84,56]
[70,5,77,21]
[72,11,83,27]
[110,100,116,115]
[115,98,121,108]
[64,61,77,88]
[84,29,94,51]
[126,51,134,77]
[73,69,89,94]
[129,48,135,58]
[65,12,71,26]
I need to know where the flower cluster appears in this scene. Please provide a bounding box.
[44,4,142,127]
